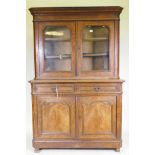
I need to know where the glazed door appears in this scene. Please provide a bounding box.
[38,22,76,79]
[77,21,115,78]
[77,95,116,139]
[36,96,75,139]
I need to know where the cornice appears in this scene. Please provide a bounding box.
[29,6,123,16]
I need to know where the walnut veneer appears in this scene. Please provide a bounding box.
[29,6,124,152]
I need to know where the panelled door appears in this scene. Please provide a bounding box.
[36,95,75,139]
[77,21,115,78]
[35,94,117,140]
[38,22,76,79]
[77,95,117,140]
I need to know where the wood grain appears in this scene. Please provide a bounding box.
[29,6,124,151]
[37,96,75,139]
[77,96,116,139]
[29,6,123,22]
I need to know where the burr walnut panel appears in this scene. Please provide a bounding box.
[77,95,116,139]
[37,96,75,139]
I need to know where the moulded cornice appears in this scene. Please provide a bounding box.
[29,6,123,17]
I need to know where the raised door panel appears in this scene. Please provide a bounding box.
[37,22,76,79]
[77,96,116,139]
[37,96,75,139]
[77,21,115,78]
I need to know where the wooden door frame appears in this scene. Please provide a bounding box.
[76,21,115,78]
[36,21,76,79]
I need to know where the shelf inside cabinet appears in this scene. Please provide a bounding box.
[83,52,109,57]
[45,38,71,42]
[45,52,109,60]
[83,37,108,41]
[45,54,71,59]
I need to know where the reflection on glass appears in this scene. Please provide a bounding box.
[44,26,72,71]
[82,26,109,71]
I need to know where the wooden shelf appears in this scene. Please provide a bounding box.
[83,37,108,41]
[45,54,71,59]
[83,52,109,57]
[45,38,71,41]
[45,52,108,59]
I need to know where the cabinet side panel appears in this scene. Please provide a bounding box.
[116,94,122,140]
[114,20,120,78]
[33,22,40,78]
[32,95,39,138]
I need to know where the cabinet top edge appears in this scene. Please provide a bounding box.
[29,6,123,16]
[29,79,125,84]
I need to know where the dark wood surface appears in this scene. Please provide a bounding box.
[29,6,123,151]
[29,6,123,21]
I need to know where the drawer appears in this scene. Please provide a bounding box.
[33,84,74,94]
[77,84,121,93]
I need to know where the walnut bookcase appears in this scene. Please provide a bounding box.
[29,6,124,152]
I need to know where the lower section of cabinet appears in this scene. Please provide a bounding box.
[30,81,123,150]
[33,139,122,149]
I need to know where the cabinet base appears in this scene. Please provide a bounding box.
[33,139,122,150]
[34,148,41,153]
[115,148,120,152]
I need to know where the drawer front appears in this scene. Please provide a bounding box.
[77,84,121,93]
[33,84,74,94]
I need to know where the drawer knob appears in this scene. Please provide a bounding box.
[94,87,101,92]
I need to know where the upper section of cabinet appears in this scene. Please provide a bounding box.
[29,6,123,21]
[29,7,123,79]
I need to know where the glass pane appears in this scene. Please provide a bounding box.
[82,26,109,71]
[44,26,72,71]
